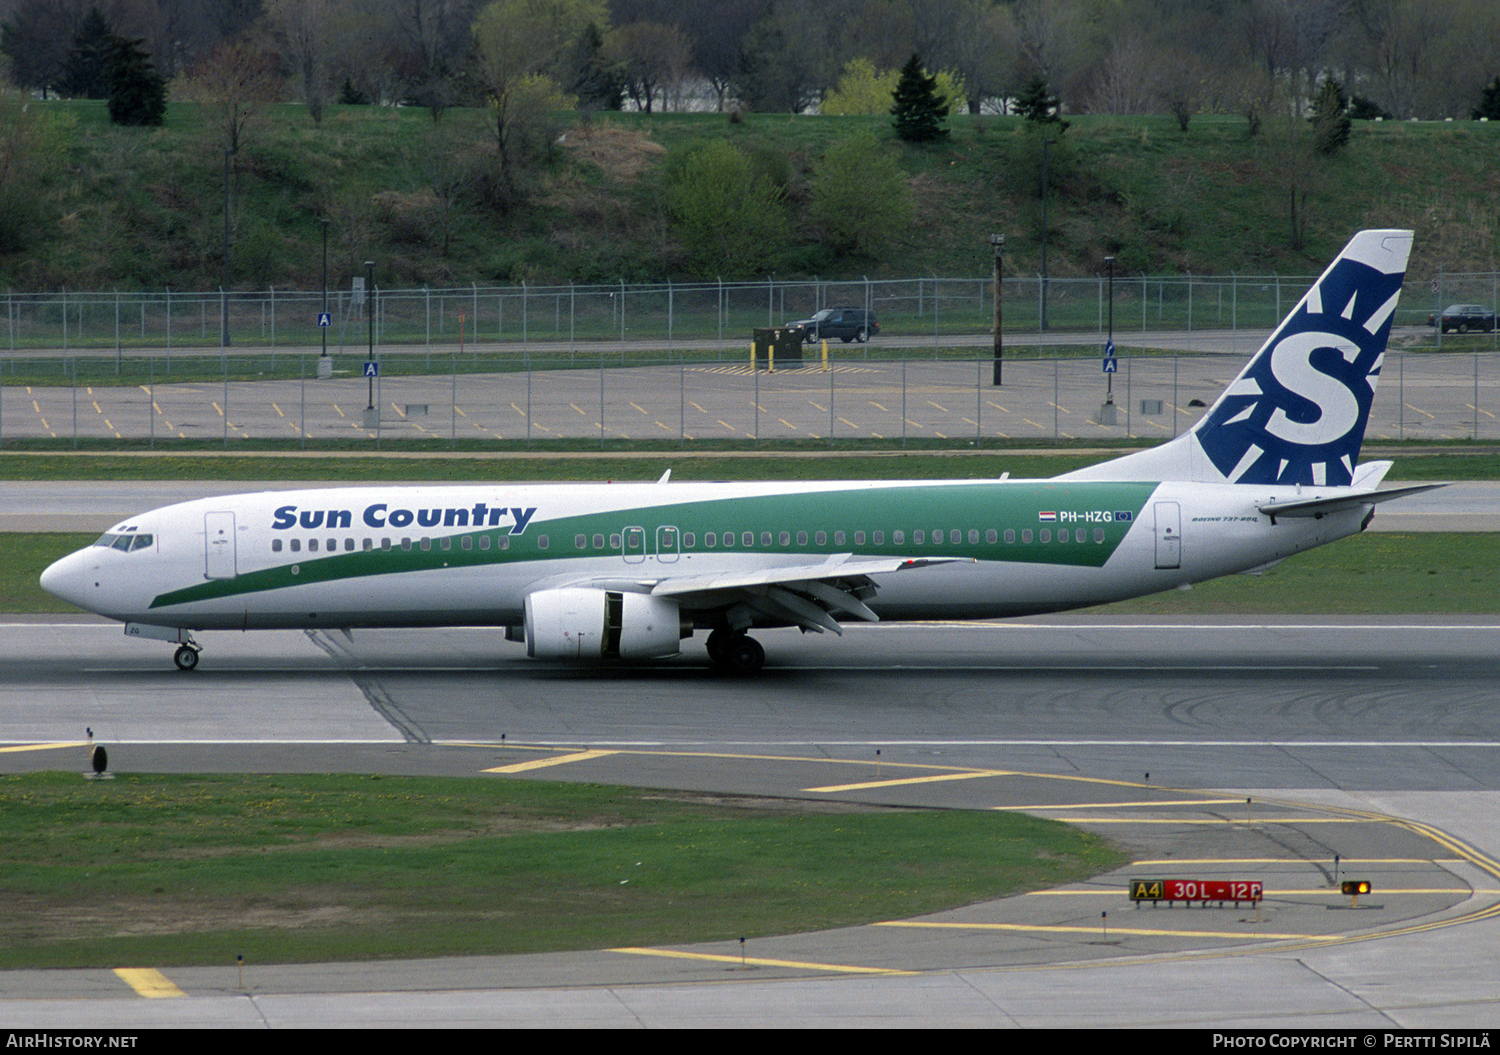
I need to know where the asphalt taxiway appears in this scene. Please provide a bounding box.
[2,617,1499,1026]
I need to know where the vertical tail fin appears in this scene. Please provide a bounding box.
[1061,230,1412,486]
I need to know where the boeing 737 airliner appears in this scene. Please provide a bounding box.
[41,231,1437,672]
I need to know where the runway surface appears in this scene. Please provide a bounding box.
[3,617,1499,1027]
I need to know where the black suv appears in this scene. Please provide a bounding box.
[785,307,879,343]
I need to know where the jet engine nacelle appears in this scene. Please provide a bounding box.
[524,587,682,660]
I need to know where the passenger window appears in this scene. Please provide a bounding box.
[575,534,586,550]
[479,536,490,550]
[362,538,373,551]
[593,534,605,549]
[609,532,622,548]
[272,539,283,553]
[440,537,450,551]
[893,530,904,544]
[743,532,754,547]
[1022,529,1033,544]
[684,532,695,548]
[873,531,883,545]
[291,539,301,552]
[461,537,472,550]
[969,530,979,545]
[761,531,772,546]
[914,530,925,544]
[986,529,997,544]
[778,531,790,546]
[1094,527,1105,544]
[421,538,432,551]
[816,531,826,546]
[850,531,861,545]
[1040,529,1051,543]
[538,535,549,550]
[309,539,319,552]
[346,538,355,551]
[381,538,392,550]
[401,538,412,551]
[706,532,717,548]
[796,531,807,545]
[1004,529,1014,544]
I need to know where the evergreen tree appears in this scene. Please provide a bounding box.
[58,7,117,99]
[105,37,166,126]
[890,54,947,142]
[1473,76,1500,121]
[1310,78,1351,155]
[1015,74,1067,130]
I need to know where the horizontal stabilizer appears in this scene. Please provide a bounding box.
[1257,482,1446,519]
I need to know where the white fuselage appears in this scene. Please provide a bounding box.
[40,478,1371,634]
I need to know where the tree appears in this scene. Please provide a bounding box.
[264,0,337,123]
[824,57,965,117]
[470,0,604,206]
[666,139,786,277]
[1309,77,1351,155]
[606,20,689,112]
[59,6,117,99]
[1473,76,1500,120]
[105,36,166,125]
[1014,73,1066,130]
[2,0,85,97]
[181,40,283,155]
[890,53,947,142]
[809,133,911,257]
[567,21,622,111]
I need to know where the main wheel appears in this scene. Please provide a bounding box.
[725,635,765,674]
[173,645,200,671]
[706,628,732,665]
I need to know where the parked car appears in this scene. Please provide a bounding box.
[1428,304,1496,334]
[785,307,879,343]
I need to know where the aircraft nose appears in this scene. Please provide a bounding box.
[40,549,93,609]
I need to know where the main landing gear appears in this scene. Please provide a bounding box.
[705,628,765,673]
[173,645,201,671]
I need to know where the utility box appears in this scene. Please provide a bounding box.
[753,326,802,367]
[317,355,333,380]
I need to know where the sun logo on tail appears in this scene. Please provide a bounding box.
[1195,246,1406,487]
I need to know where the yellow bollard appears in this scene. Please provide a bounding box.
[821,339,829,372]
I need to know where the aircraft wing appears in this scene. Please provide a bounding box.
[647,553,970,636]
[1257,482,1446,520]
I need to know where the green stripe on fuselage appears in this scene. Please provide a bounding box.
[148,481,1158,609]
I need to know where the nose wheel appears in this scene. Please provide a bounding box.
[173,645,201,671]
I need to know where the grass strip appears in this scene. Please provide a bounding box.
[0,772,1121,969]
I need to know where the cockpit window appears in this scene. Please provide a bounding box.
[94,533,152,552]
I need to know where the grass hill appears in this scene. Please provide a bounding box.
[2,98,1498,292]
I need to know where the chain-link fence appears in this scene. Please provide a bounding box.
[3,349,1496,448]
[12,270,1486,354]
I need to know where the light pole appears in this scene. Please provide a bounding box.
[320,221,330,362]
[221,147,237,348]
[1104,255,1116,406]
[1040,139,1056,332]
[990,233,1005,386]
[365,259,376,416]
